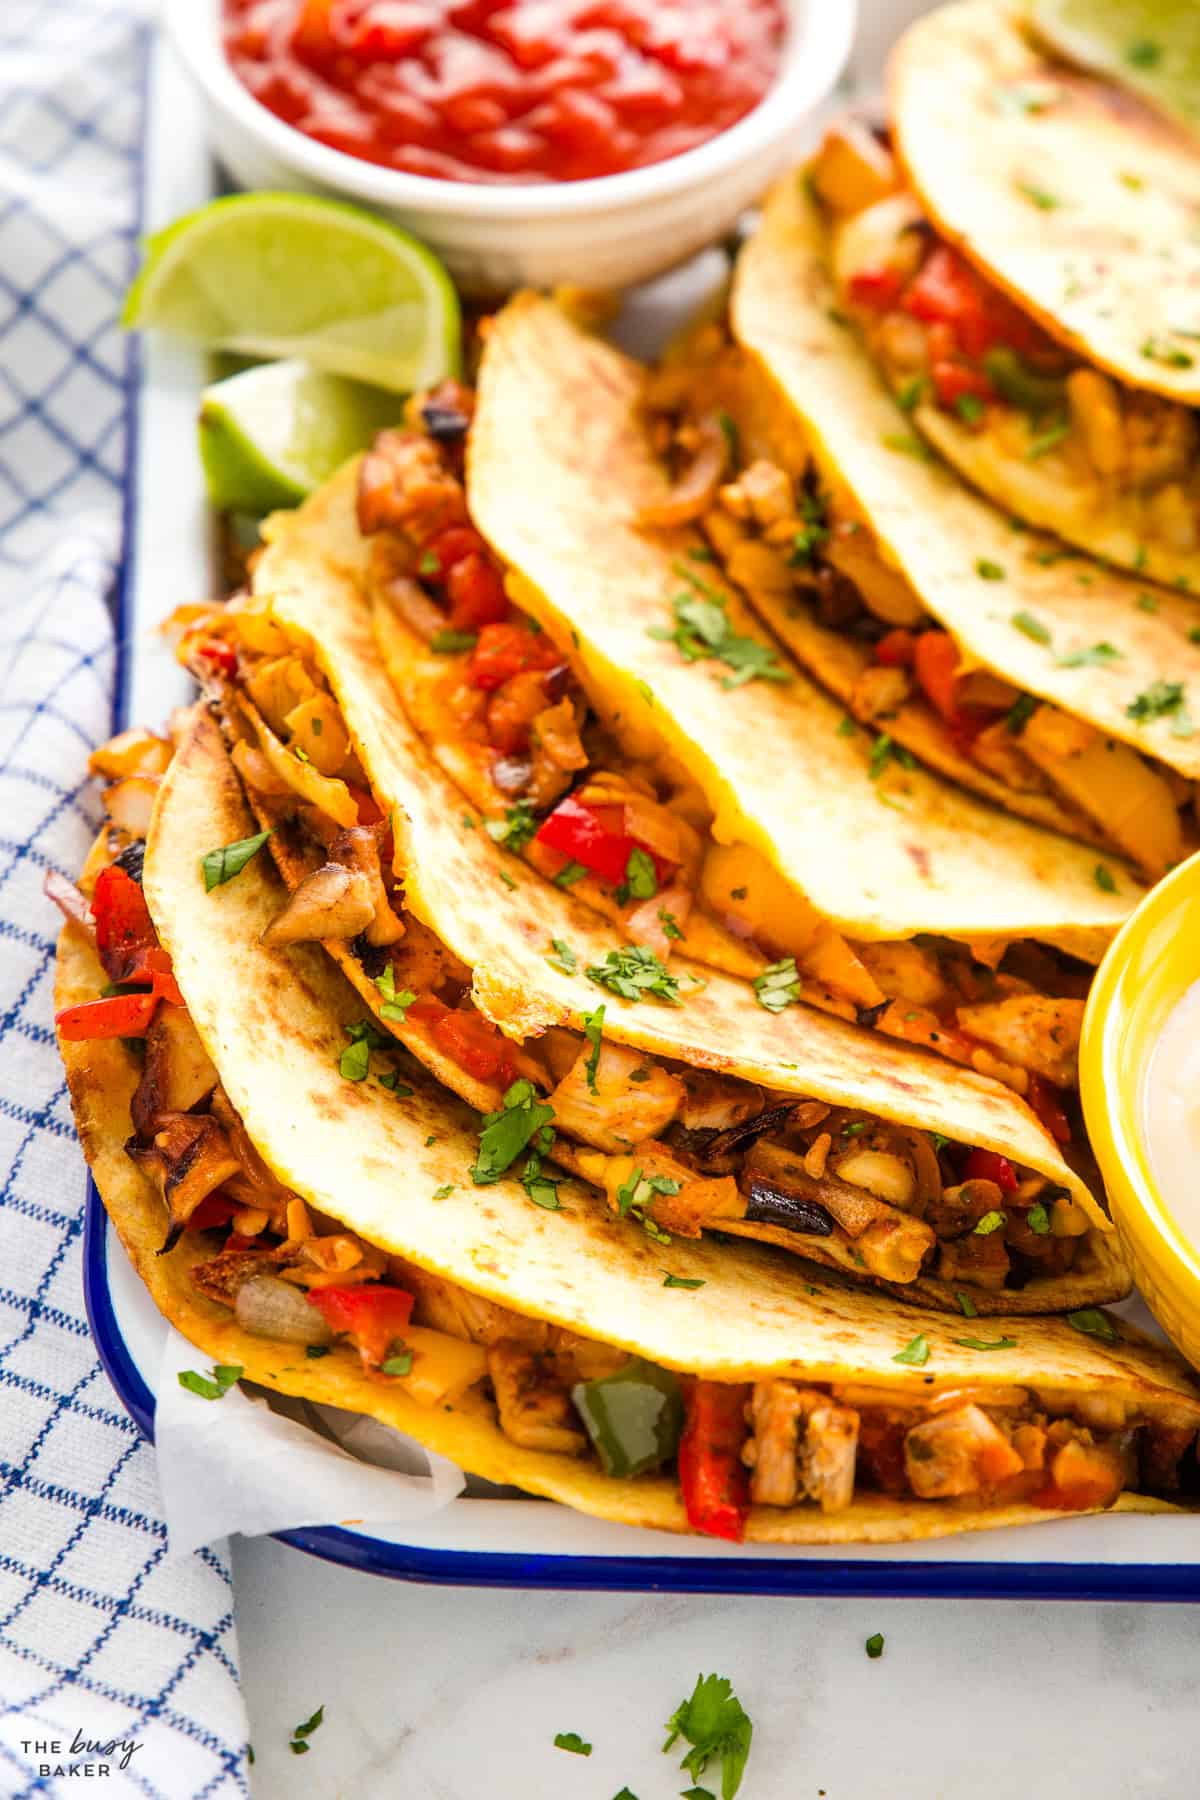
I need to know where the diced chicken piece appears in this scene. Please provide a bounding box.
[799,1401,860,1514]
[103,776,159,838]
[1146,481,1197,550]
[968,720,1051,795]
[834,1148,916,1209]
[955,994,1083,1088]
[746,1380,805,1506]
[128,1113,242,1234]
[487,1341,588,1455]
[357,429,469,541]
[89,729,172,780]
[810,120,900,216]
[239,697,358,828]
[825,521,925,626]
[548,1038,684,1153]
[935,1229,1011,1291]
[678,1071,765,1133]
[1021,721,1182,876]
[260,862,376,946]
[625,879,694,961]
[578,1145,741,1237]
[904,1404,1024,1498]
[851,664,911,721]
[130,1005,219,1138]
[1042,1431,1128,1510]
[855,1212,937,1284]
[856,939,951,1010]
[732,459,795,528]
[404,1262,554,1348]
[726,537,795,595]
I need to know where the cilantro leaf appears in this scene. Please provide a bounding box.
[868,734,914,781]
[521,1149,562,1211]
[1127,680,1188,725]
[1057,642,1120,670]
[865,1633,885,1659]
[200,829,272,892]
[658,906,684,942]
[663,1271,705,1290]
[1011,610,1051,644]
[547,937,577,975]
[650,563,791,689]
[582,1004,605,1092]
[616,846,658,905]
[753,957,800,1014]
[429,628,478,654]
[374,963,416,1022]
[586,945,681,1005]
[955,1290,978,1318]
[554,1732,592,1756]
[1067,1307,1120,1344]
[892,1335,930,1367]
[381,1348,414,1376]
[973,1209,1007,1235]
[955,1336,1018,1352]
[615,1167,681,1242]
[472,1080,556,1186]
[485,801,538,852]
[1094,864,1117,894]
[553,859,587,888]
[178,1364,242,1402]
[664,1674,753,1800]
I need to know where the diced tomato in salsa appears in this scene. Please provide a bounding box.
[446,554,509,633]
[55,990,159,1041]
[222,0,786,186]
[468,621,562,692]
[408,996,516,1087]
[963,1149,1019,1193]
[92,864,157,983]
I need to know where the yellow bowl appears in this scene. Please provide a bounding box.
[1081,849,1200,1368]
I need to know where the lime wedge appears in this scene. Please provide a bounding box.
[197,358,402,513]
[123,193,460,393]
[1031,0,1200,134]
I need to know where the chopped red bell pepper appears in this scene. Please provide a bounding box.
[963,1148,1019,1193]
[307,1282,414,1368]
[467,619,562,691]
[55,990,159,1041]
[193,638,238,678]
[912,630,962,725]
[446,554,509,633]
[436,1009,514,1085]
[534,792,674,890]
[187,1193,239,1234]
[347,783,384,827]
[677,1379,751,1542]
[848,264,905,311]
[92,864,157,984]
[931,360,994,412]
[904,245,1000,360]
[875,628,917,668]
[1028,1074,1072,1145]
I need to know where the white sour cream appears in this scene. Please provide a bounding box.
[1143,980,1200,1231]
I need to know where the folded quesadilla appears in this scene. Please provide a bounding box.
[333,296,1136,1123]
[51,707,1200,1543]
[818,0,1200,589]
[729,170,1200,879]
[159,454,1134,1311]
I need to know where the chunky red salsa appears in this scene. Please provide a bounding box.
[222,0,785,184]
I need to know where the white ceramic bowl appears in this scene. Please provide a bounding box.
[166,0,856,294]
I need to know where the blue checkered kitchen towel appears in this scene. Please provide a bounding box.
[0,4,248,1794]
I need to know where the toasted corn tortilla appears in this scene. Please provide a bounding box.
[465,292,1133,957]
[731,177,1200,786]
[54,740,1192,1539]
[892,0,1200,407]
[243,483,1130,1310]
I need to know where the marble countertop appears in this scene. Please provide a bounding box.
[234,1536,1195,1797]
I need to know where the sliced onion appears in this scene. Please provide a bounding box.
[44,868,93,934]
[234,1274,334,1346]
[636,414,728,527]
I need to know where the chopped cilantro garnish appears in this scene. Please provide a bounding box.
[881,431,931,460]
[1094,864,1117,894]
[865,1633,885,1659]
[716,412,739,460]
[615,1167,681,1224]
[429,628,478,654]
[1014,179,1060,210]
[787,490,830,568]
[1141,337,1193,369]
[1004,693,1037,735]
[842,1121,871,1137]
[991,79,1058,115]
[547,937,577,975]
[955,1291,978,1318]
[1026,419,1070,460]
[930,1132,950,1154]
[374,964,416,1022]
[554,1732,592,1757]
[485,800,538,852]
[178,1364,242,1402]
[293,744,311,764]
[973,1209,1007,1236]
[381,1348,414,1376]
[663,1271,705,1290]
[1011,610,1051,645]
[472,1079,556,1185]
[582,1004,605,1092]
[753,957,801,1014]
[616,846,657,905]
[1057,641,1120,669]
[1189,627,1200,645]
[664,1674,753,1800]
[955,1336,1018,1352]
[305,1345,330,1359]
[1136,593,1160,614]
[1126,37,1161,67]
[289,1707,324,1757]
[895,374,927,413]
[1067,1307,1120,1344]
[649,564,791,689]
[418,550,440,575]
[1126,679,1186,724]
[955,392,984,425]
[521,1149,562,1211]
[431,1184,455,1200]
[553,858,587,888]
[868,734,915,780]
[200,829,272,892]
[893,1334,930,1367]
[658,906,684,942]
[836,714,857,737]
[1027,1201,1051,1234]
[498,868,517,891]
[586,945,681,1005]
[975,558,1006,581]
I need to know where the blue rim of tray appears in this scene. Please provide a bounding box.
[83,40,1200,1601]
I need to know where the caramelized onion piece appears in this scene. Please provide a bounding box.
[636,414,729,527]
